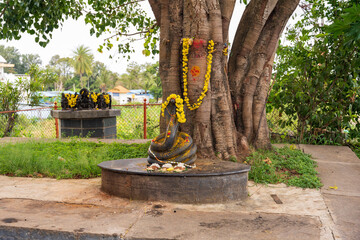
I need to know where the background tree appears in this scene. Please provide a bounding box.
[47,55,74,91]
[18,54,42,74]
[147,62,162,102]
[0,45,41,74]
[0,65,56,136]
[0,0,300,159]
[0,45,21,73]
[121,62,144,89]
[72,45,94,88]
[269,0,360,143]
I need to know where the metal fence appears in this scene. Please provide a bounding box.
[0,100,161,140]
[0,106,56,138]
[112,102,161,139]
[1,101,302,142]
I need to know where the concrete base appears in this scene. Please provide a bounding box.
[0,176,327,240]
[98,158,251,204]
[51,109,120,139]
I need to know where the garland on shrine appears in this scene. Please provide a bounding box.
[161,94,186,123]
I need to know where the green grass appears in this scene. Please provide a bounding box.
[246,146,323,189]
[349,143,360,159]
[0,140,322,189]
[0,140,150,179]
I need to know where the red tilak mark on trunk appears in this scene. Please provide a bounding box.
[190,66,200,77]
[193,39,205,49]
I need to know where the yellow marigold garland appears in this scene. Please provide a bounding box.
[104,94,110,104]
[90,92,99,103]
[161,94,186,123]
[182,38,215,111]
[64,93,78,108]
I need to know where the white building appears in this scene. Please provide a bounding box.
[108,85,153,104]
[108,85,131,104]
[127,89,152,103]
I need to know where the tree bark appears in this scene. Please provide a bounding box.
[4,113,16,137]
[229,0,299,149]
[152,0,299,159]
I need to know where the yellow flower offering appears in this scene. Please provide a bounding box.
[182,38,214,111]
[90,92,98,103]
[161,94,186,123]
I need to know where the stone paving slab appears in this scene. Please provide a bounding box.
[322,194,360,240]
[0,198,139,238]
[298,144,360,240]
[299,145,360,164]
[126,209,321,240]
[315,161,360,197]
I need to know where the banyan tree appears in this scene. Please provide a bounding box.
[0,0,300,160]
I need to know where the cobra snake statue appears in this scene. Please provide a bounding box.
[147,99,197,165]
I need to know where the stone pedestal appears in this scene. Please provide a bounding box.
[51,109,121,139]
[98,158,251,203]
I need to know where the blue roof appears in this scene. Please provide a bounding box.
[37,91,60,97]
[128,89,146,94]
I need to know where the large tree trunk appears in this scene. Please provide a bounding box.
[149,0,299,159]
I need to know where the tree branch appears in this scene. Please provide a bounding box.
[219,0,236,43]
[228,0,275,84]
[104,23,157,41]
[149,0,161,26]
[0,0,10,18]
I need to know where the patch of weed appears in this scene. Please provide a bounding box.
[246,146,322,189]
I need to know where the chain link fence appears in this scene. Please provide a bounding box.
[0,106,56,138]
[0,102,161,140]
[112,103,161,140]
[1,102,302,142]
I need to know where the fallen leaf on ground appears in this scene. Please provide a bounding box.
[329,185,338,190]
[263,157,272,165]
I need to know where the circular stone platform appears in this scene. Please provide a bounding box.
[98,158,251,204]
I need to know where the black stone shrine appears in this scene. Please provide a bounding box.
[51,109,121,139]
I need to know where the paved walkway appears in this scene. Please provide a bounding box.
[0,139,358,239]
[299,144,360,240]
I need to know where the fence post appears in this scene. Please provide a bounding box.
[143,98,147,139]
[54,102,59,138]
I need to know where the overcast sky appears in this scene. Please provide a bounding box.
[0,2,297,75]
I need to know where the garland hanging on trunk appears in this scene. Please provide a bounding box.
[182,38,214,110]
[161,38,215,123]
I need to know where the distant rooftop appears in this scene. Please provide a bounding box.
[108,85,130,94]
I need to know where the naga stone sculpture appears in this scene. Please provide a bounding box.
[97,93,112,109]
[60,88,112,110]
[78,88,93,110]
[148,98,197,165]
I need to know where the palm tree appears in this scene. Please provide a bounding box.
[72,45,93,88]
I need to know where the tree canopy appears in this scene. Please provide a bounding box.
[0,0,159,57]
[269,0,360,143]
